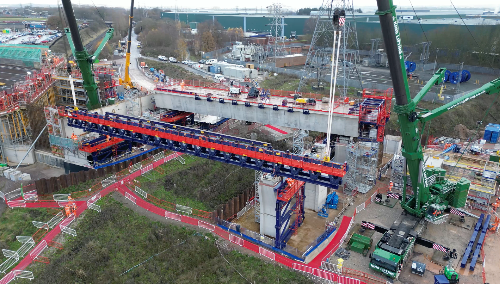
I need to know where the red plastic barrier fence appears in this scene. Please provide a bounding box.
[0,151,369,284]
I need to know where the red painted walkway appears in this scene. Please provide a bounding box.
[265,125,289,135]
[1,152,363,284]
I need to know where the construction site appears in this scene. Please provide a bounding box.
[0,0,499,283]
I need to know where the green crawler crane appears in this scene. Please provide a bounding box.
[361,0,500,281]
[62,0,114,110]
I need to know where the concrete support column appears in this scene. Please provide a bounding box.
[304,183,327,212]
[259,174,281,237]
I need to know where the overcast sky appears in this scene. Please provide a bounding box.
[11,0,500,10]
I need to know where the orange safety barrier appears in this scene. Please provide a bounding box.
[47,240,63,249]
[33,255,50,264]
[32,227,48,243]
[342,267,387,284]
[146,195,176,212]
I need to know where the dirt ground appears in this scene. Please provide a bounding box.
[483,231,500,283]
[234,206,341,254]
[338,198,485,284]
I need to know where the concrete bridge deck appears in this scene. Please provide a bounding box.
[153,84,360,137]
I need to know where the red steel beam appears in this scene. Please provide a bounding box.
[61,110,346,178]
[79,137,124,153]
[277,180,305,201]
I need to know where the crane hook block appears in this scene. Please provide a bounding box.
[332,8,346,28]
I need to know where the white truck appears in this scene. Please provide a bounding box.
[229,87,241,96]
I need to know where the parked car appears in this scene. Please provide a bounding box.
[205,59,218,65]
[198,59,206,64]
[158,55,167,61]
[169,57,178,63]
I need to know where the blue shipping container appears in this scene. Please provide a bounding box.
[492,132,499,143]
[484,123,500,143]
[483,129,492,141]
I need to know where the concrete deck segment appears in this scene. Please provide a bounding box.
[153,86,359,136]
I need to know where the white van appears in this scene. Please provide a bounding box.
[206,59,218,65]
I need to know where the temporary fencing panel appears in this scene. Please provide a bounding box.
[0,271,15,284]
[7,200,26,208]
[0,258,18,274]
[47,212,64,228]
[135,186,147,199]
[1,251,18,261]
[198,220,215,231]
[229,234,244,246]
[165,211,182,221]
[176,204,192,215]
[29,241,47,259]
[259,247,276,261]
[13,270,34,280]
[125,192,136,204]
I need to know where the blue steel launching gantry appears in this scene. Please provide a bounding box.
[58,107,347,188]
[79,135,133,166]
[274,179,306,249]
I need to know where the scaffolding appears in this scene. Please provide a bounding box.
[53,64,119,109]
[293,129,309,155]
[0,58,63,115]
[0,110,32,146]
[254,170,262,223]
[344,142,378,194]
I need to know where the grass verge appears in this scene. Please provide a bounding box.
[142,58,210,82]
[18,196,312,284]
[0,208,54,262]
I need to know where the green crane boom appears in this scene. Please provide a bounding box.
[376,0,500,217]
[62,0,114,110]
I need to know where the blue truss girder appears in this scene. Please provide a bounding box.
[66,118,343,188]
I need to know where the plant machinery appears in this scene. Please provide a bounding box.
[360,0,500,280]
[121,0,135,88]
[62,0,114,110]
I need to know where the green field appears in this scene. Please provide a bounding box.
[17,196,312,284]
[136,155,255,211]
